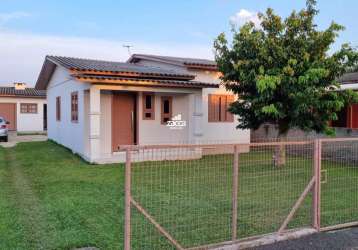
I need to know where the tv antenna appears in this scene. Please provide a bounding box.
[123,44,133,56]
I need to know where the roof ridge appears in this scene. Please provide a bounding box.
[47,55,126,64]
[130,53,215,62]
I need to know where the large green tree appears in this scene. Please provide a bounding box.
[214,0,358,165]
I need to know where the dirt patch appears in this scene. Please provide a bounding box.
[5,149,53,249]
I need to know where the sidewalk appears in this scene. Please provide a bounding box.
[0,132,47,148]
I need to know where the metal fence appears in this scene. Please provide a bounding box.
[121,138,358,250]
[320,138,358,231]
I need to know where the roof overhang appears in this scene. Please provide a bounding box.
[338,83,358,91]
[183,63,218,71]
[74,75,219,89]
[35,58,57,90]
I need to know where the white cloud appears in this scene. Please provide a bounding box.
[0,11,30,25]
[0,31,214,86]
[230,9,261,28]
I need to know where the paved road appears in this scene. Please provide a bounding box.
[253,228,358,250]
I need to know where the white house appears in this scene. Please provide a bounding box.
[0,83,47,132]
[35,55,250,163]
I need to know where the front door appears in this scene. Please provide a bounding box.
[112,92,137,151]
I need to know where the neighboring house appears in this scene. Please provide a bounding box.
[35,55,250,164]
[332,72,358,129]
[0,83,47,132]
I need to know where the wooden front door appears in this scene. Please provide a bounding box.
[112,92,137,151]
[0,103,16,130]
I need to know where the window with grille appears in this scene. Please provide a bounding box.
[71,92,78,122]
[20,103,37,114]
[142,93,155,120]
[208,94,234,122]
[161,96,172,124]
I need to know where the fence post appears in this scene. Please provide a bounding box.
[232,145,239,241]
[312,139,321,231]
[124,149,132,250]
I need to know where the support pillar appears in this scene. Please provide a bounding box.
[89,86,101,162]
[189,91,203,143]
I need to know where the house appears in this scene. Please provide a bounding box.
[331,72,358,129]
[0,83,47,132]
[35,55,250,163]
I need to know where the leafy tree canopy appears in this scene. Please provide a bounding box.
[214,0,358,136]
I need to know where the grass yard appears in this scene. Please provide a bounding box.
[0,141,357,249]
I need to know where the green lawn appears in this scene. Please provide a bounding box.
[0,141,357,249]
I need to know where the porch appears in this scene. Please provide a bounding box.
[83,85,204,164]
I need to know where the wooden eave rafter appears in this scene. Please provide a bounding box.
[74,76,219,89]
[184,63,218,71]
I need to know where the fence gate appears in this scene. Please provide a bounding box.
[122,140,354,250]
[320,138,358,231]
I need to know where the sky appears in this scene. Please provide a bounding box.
[0,0,357,86]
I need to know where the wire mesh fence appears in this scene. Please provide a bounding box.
[124,141,322,249]
[320,138,358,230]
[2,139,358,249]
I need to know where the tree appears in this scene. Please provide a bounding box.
[214,0,358,165]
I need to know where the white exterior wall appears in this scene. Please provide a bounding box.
[193,70,250,144]
[47,66,91,158]
[138,92,190,144]
[0,97,46,132]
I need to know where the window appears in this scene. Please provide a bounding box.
[208,94,234,122]
[56,96,61,121]
[20,103,37,114]
[161,96,172,124]
[142,93,155,120]
[71,92,78,122]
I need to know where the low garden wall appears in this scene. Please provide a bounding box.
[252,124,358,165]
